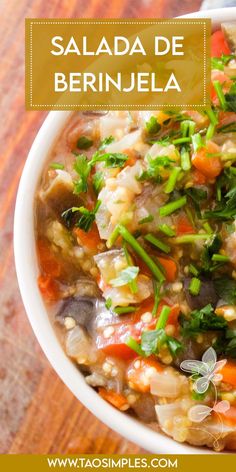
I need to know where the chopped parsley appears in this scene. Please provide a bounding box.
[62,200,101,232]
[180,304,227,338]
[77,136,93,149]
[92,171,104,195]
[99,135,115,150]
[146,116,161,135]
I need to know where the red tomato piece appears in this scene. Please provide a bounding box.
[211,30,231,58]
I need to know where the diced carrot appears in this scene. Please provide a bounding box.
[211,30,231,58]
[176,214,195,236]
[126,357,163,393]
[154,300,180,327]
[157,257,177,282]
[192,169,206,185]
[166,304,180,326]
[37,239,61,277]
[75,223,102,251]
[133,297,154,321]
[98,388,129,410]
[217,407,236,426]
[122,148,137,167]
[38,274,60,302]
[220,361,236,387]
[192,141,222,180]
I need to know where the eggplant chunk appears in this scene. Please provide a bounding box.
[183,277,218,310]
[222,22,236,53]
[57,296,96,333]
[40,170,80,224]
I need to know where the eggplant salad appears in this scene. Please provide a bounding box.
[36,24,236,451]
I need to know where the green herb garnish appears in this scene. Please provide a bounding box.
[77,136,93,149]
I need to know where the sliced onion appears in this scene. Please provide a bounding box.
[155,402,183,427]
[146,143,177,160]
[106,129,142,153]
[113,161,143,194]
[103,274,152,307]
[150,371,184,398]
[66,325,97,365]
[99,111,131,140]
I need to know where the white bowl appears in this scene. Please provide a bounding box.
[14,8,236,454]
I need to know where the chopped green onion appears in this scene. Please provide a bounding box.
[189,263,199,276]
[115,306,137,315]
[213,81,227,110]
[152,280,161,317]
[138,214,154,225]
[49,162,64,170]
[192,133,204,152]
[174,234,210,244]
[164,167,181,194]
[180,120,196,138]
[206,123,215,141]
[180,147,191,171]
[126,336,144,356]
[122,241,138,294]
[205,107,218,126]
[156,305,171,329]
[144,233,171,254]
[106,225,120,248]
[188,122,196,137]
[118,225,165,282]
[159,196,187,217]
[180,120,189,137]
[189,277,201,296]
[158,224,176,237]
[211,254,230,262]
[172,137,191,145]
[203,222,213,234]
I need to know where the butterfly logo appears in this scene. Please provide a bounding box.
[180,347,230,423]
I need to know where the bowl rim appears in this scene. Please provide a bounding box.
[14,7,236,454]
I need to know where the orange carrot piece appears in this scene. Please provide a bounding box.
[38,274,60,302]
[98,388,129,410]
[220,361,236,387]
[126,357,163,393]
[157,257,177,282]
[37,239,61,277]
[192,141,222,179]
[75,223,101,251]
[176,214,195,236]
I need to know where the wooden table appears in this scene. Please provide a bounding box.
[0,0,202,454]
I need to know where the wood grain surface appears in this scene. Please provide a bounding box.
[0,0,202,454]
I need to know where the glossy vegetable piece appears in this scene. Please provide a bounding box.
[220,361,236,387]
[222,23,236,53]
[126,357,163,393]
[74,223,102,251]
[98,388,129,410]
[183,277,218,310]
[56,296,96,333]
[211,30,231,57]
[175,214,195,236]
[40,170,81,225]
[37,239,62,278]
[157,257,177,282]
[96,320,140,360]
[38,274,60,302]
[192,141,222,179]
